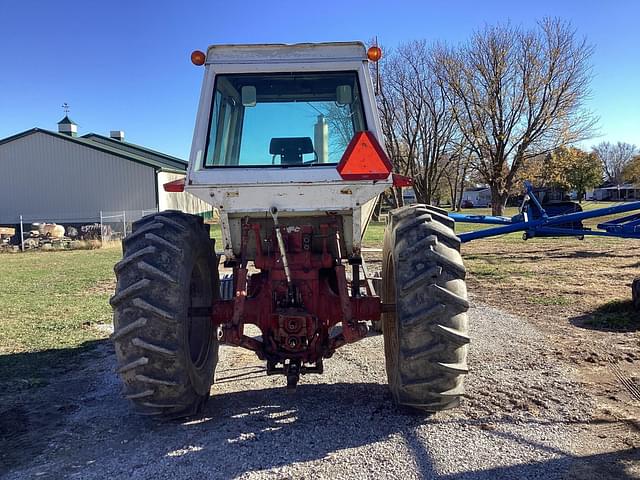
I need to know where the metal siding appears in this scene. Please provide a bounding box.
[0,131,157,223]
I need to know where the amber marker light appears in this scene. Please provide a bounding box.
[367,45,382,62]
[191,50,206,66]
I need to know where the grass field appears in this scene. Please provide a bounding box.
[0,247,120,393]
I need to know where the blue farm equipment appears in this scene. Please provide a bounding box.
[450,182,640,243]
[451,181,640,309]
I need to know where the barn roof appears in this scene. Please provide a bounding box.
[81,133,186,171]
[0,128,187,174]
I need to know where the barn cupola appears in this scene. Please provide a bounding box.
[57,115,78,137]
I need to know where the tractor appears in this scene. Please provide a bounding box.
[110,42,469,418]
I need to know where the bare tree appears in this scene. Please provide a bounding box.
[377,49,416,208]
[436,18,597,215]
[443,146,473,210]
[378,41,460,205]
[320,103,358,159]
[592,141,638,184]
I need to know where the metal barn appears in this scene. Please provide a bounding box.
[0,118,210,225]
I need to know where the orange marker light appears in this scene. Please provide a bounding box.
[191,50,206,66]
[367,45,382,62]
[337,131,392,181]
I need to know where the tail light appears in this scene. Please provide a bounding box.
[164,178,185,192]
[392,174,412,187]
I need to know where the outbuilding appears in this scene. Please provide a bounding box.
[592,184,640,201]
[0,117,209,226]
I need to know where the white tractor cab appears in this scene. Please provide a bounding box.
[111,42,469,419]
[185,42,392,261]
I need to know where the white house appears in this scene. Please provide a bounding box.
[592,184,640,201]
[461,187,491,207]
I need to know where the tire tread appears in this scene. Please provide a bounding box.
[111,211,219,419]
[382,204,469,411]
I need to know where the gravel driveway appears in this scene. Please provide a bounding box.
[2,302,639,479]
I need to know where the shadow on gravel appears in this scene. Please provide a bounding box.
[129,384,637,480]
[438,448,640,479]
[182,382,441,478]
[0,340,110,474]
[3,356,640,479]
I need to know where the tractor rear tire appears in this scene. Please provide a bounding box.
[382,204,470,411]
[110,211,219,418]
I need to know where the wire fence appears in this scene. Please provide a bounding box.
[0,209,158,252]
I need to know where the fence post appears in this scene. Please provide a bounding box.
[19,215,24,252]
[100,211,103,244]
[122,210,127,238]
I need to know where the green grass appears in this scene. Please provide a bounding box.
[529,295,573,306]
[209,222,223,247]
[582,300,639,330]
[363,221,386,246]
[469,263,511,280]
[0,248,120,393]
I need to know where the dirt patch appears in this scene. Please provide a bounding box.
[80,278,116,297]
[461,237,640,453]
[461,238,639,328]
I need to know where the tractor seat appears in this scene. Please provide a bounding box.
[269,137,314,165]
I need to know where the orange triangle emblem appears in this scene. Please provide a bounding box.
[337,131,392,180]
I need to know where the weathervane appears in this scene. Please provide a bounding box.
[62,103,70,115]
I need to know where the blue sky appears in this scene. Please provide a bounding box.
[1,0,638,159]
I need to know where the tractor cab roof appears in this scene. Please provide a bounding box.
[204,42,367,66]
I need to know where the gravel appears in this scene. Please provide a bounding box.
[2,301,639,479]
